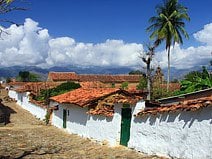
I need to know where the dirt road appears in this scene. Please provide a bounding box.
[0,90,163,159]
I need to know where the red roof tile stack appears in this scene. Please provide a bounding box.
[136,95,212,117]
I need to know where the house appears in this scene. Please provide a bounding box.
[50,87,146,146]
[128,89,212,159]
[47,72,142,89]
[8,82,60,120]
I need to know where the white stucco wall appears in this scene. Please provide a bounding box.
[51,103,123,146]
[14,91,47,120]
[128,106,212,159]
[8,90,18,101]
[87,104,122,145]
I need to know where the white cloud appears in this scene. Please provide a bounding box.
[193,23,212,45]
[0,18,211,70]
[154,23,212,69]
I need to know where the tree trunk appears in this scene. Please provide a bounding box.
[147,60,151,100]
[167,46,171,91]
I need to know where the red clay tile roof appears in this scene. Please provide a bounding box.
[78,74,141,83]
[80,81,108,88]
[8,82,26,86]
[87,93,143,117]
[48,72,79,81]
[50,88,119,107]
[136,95,212,117]
[16,82,60,95]
[50,88,143,107]
[47,72,142,83]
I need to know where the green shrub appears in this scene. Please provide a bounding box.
[121,82,128,90]
[34,82,81,103]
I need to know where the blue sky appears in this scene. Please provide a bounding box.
[0,0,211,69]
[5,0,211,45]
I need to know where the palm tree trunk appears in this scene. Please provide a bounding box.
[167,47,171,91]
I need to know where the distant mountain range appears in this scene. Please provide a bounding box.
[0,65,203,81]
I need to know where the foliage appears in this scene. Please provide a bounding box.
[0,0,27,36]
[152,87,174,100]
[121,82,128,90]
[111,83,115,88]
[136,77,147,90]
[129,70,145,76]
[6,77,11,83]
[147,0,190,90]
[16,71,41,82]
[176,67,212,94]
[34,82,81,103]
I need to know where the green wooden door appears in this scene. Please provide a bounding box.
[120,107,132,146]
[63,109,67,128]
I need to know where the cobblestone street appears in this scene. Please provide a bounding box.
[0,90,163,159]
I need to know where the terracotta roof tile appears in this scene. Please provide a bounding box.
[80,81,108,88]
[78,74,141,83]
[50,88,120,107]
[47,72,142,83]
[136,95,212,117]
[50,87,144,107]
[48,72,79,81]
[16,82,60,95]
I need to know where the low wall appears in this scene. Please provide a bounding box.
[52,103,122,146]
[14,91,47,120]
[128,106,212,159]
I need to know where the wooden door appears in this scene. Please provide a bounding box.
[120,107,132,146]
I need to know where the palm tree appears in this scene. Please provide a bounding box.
[147,0,190,91]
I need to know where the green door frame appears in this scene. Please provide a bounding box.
[120,107,132,146]
[63,109,67,128]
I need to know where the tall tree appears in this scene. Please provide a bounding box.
[140,45,155,100]
[147,0,190,91]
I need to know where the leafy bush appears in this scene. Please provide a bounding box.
[121,82,129,90]
[34,82,81,103]
[177,66,212,95]
[136,78,147,90]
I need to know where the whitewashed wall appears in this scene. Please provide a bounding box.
[128,106,212,159]
[12,91,47,120]
[8,90,18,101]
[87,104,122,145]
[51,103,123,146]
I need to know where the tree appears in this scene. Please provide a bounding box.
[136,77,147,90]
[18,71,30,82]
[147,0,190,91]
[177,67,212,94]
[17,71,41,82]
[140,45,155,100]
[0,0,26,36]
[128,70,145,76]
[121,82,128,90]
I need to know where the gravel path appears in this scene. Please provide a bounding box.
[0,90,164,159]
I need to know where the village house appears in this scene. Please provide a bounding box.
[47,72,142,89]
[129,88,212,159]
[8,82,60,120]
[50,87,146,146]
